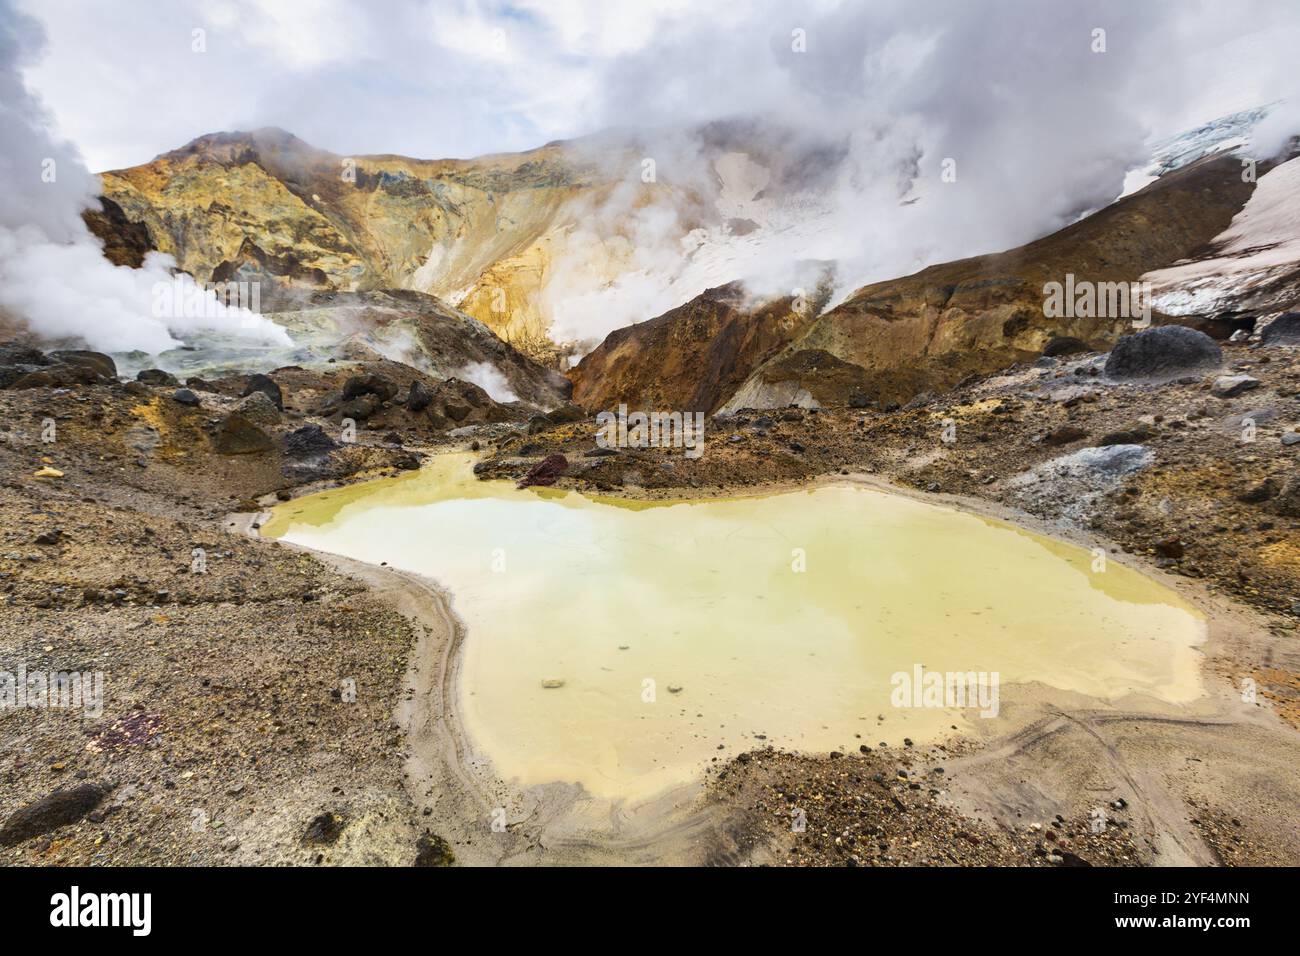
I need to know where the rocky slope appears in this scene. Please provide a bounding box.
[568,277,830,414]
[559,153,1269,417]
[725,154,1262,411]
[96,128,595,359]
[93,123,872,365]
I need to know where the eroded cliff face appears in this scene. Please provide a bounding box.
[95,125,856,367]
[97,129,602,362]
[569,276,831,414]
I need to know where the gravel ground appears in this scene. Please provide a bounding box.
[3,339,1299,866]
[0,373,447,866]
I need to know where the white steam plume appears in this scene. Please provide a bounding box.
[537,0,1300,351]
[0,0,289,355]
[458,361,519,403]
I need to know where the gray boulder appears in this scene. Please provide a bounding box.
[233,390,282,426]
[283,424,340,460]
[0,784,108,846]
[241,373,283,410]
[1211,375,1261,398]
[1261,313,1300,346]
[1104,326,1222,382]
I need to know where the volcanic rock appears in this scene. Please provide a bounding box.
[213,413,275,455]
[342,374,398,403]
[233,390,282,426]
[1261,313,1300,346]
[137,368,179,387]
[1211,375,1262,398]
[1104,326,1222,382]
[48,350,117,380]
[241,373,283,410]
[283,424,340,459]
[406,379,431,412]
[0,784,108,846]
[518,453,567,488]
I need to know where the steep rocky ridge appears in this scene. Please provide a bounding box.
[723,154,1261,410]
[97,128,604,360]
[93,124,864,366]
[568,276,831,414]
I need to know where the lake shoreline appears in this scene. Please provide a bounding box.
[248,452,1300,865]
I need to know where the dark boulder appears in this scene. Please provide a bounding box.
[0,342,49,367]
[0,365,43,389]
[1275,474,1300,517]
[517,453,568,489]
[283,424,340,459]
[1095,423,1155,446]
[1237,478,1278,504]
[137,368,178,387]
[213,413,275,455]
[241,373,283,410]
[1261,312,1300,346]
[9,363,104,388]
[1153,538,1185,560]
[339,393,382,421]
[1043,425,1088,447]
[302,811,345,846]
[443,400,471,423]
[171,388,201,407]
[414,831,455,867]
[341,374,397,403]
[545,402,585,425]
[0,784,108,846]
[1104,326,1222,382]
[49,350,116,380]
[0,341,66,388]
[1043,336,1091,357]
[406,379,431,413]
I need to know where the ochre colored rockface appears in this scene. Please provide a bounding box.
[97,128,606,361]
[568,282,827,414]
[95,128,740,365]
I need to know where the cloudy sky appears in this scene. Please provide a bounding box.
[15,0,1300,172]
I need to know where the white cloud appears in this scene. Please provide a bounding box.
[0,0,291,354]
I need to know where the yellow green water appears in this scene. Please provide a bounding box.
[262,453,1205,801]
